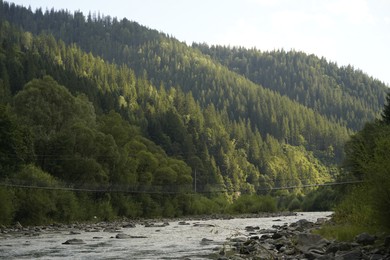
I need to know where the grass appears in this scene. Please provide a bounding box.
[313,223,380,242]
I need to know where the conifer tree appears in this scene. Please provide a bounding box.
[381,92,390,124]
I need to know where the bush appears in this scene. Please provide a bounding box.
[287,197,301,211]
[228,195,277,214]
[0,187,15,225]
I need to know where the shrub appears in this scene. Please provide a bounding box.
[0,187,15,225]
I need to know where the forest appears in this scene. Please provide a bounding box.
[0,1,389,226]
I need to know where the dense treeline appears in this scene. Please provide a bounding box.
[0,1,387,225]
[192,45,387,131]
[0,0,363,161]
[316,93,390,239]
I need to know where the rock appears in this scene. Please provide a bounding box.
[384,235,390,248]
[355,232,376,245]
[369,254,387,260]
[123,223,136,228]
[292,219,314,231]
[296,233,329,253]
[326,241,354,254]
[271,232,283,239]
[178,221,190,225]
[245,225,259,232]
[260,234,271,240]
[69,230,81,235]
[335,249,362,260]
[200,238,213,245]
[115,233,131,239]
[193,223,215,227]
[130,235,147,238]
[230,236,247,243]
[62,238,85,245]
[285,248,296,255]
[14,222,23,229]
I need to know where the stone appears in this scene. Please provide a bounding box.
[384,235,390,248]
[355,232,376,245]
[62,238,85,245]
[296,233,329,253]
[245,225,259,231]
[230,236,247,243]
[369,254,386,260]
[193,223,215,227]
[122,223,136,228]
[326,241,354,254]
[14,222,23,229]
[335,249,361,260]
[200,238,213,245]
[130,235,147,238]
[115,233,131,239]
[271,232,283,239]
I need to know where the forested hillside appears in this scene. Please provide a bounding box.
[0,1,388,224]
[193,44,387,131]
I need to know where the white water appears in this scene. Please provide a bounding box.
[0,212,332,259]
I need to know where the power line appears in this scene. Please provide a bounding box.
[0,180,364,194]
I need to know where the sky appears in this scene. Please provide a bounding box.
[10,0,390,85]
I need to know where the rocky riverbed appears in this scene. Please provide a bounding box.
[2,212,387,259]
[216,217,390,260]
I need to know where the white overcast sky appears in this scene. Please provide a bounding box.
[10,0,390,85]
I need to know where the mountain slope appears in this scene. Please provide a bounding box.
[0,1,387,214]
[192,44,388,131]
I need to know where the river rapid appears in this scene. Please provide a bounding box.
[0,212,332,259]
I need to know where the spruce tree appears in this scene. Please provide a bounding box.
[382,93,390,124]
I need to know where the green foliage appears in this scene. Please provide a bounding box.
[228,194,277,214]
[0,187,15,225]
[0,105,33,175]
[0,2,387,225]
[334,120,390,233]
[314,223,376,242]
[381,92,390,124]
[13,165,58,225]
[287,197,301,211]
[301,186,339,211]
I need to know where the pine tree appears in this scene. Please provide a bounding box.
[381,92,390,124]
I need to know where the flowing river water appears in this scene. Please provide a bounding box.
[0,212,332,259]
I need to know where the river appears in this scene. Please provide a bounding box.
[0,212,332,259]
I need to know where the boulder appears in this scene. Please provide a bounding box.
[335,249,362,260]
[62,238,85,245]
[193,223,215,227]
[200,238,213,245]
[296,233,329,253]
[115,233,131,239]
[326,241,355,254]
[230,236,247,243]
[122,222,136,228]
[355,232,376,245]
[178,221,190,225]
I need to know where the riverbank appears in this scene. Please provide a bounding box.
[0,212,324,259]
[0,211,297,237]
[3,212,387,259]
[216,216,390,259]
